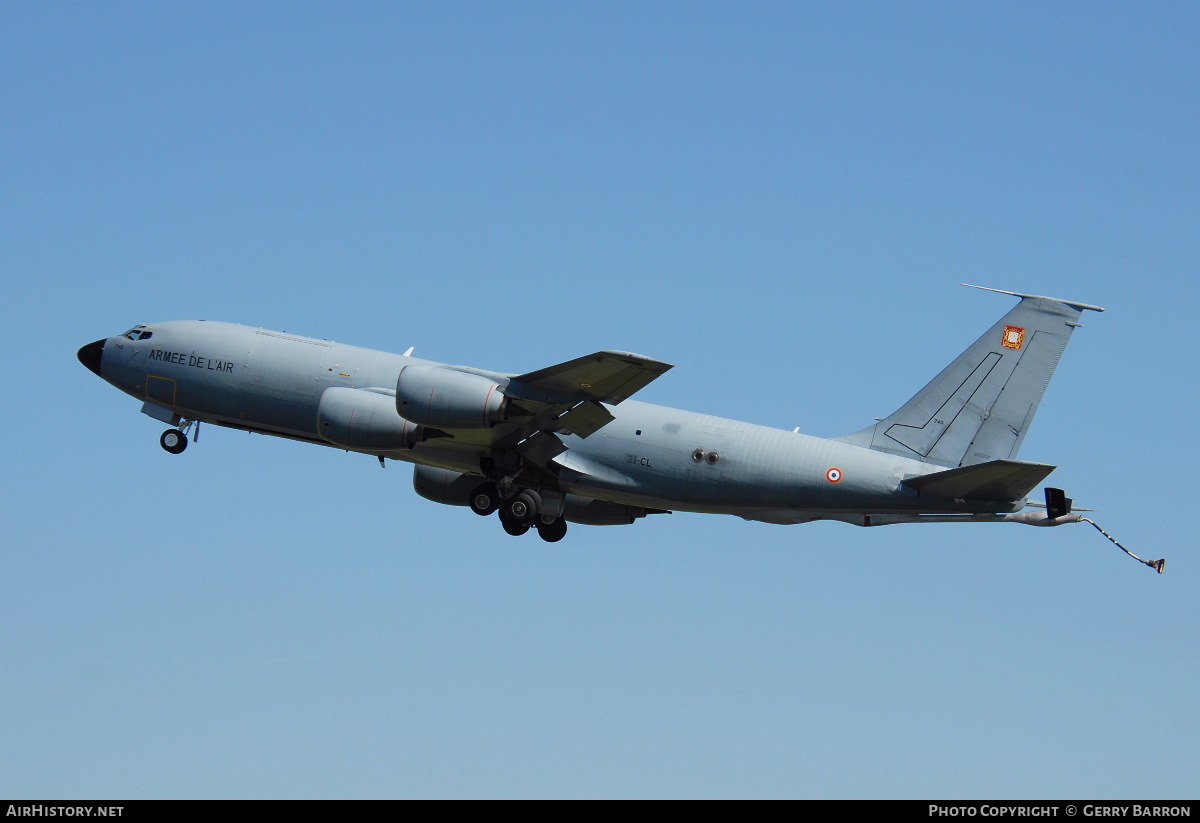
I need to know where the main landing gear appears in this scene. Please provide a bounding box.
[469,482,568,543]
[159,420,199,454]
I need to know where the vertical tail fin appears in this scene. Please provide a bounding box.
[834,285,1104,467]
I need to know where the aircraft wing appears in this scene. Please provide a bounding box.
[513,350,673,405]
[489,351,673,456]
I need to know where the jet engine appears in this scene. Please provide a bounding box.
[395,363,507,429]
[317,387,428,451]
[413,464,481,507]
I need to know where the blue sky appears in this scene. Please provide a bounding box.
[2,2,1197,798]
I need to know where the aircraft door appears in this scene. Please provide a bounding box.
[145,375,177,408]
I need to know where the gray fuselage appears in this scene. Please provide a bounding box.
[85,320,1018,525]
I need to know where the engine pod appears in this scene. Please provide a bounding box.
[562,494,648,525]
[412,464,479,507]
[395,363,506,429]
[317,387,425,451]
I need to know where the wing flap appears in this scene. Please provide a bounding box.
[515,431,569,466]
[903,459,1056,501]
[553,400,616,438]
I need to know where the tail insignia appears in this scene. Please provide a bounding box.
[1002,326,1026,350]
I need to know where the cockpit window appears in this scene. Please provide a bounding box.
[122,325,152,341]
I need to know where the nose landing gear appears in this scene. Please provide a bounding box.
[160,429,187,453]
[159,420,199,454]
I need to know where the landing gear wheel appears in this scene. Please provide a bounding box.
[160,429,188,454]
[500,515,530,537]
[469,482,501,516]
[503,490,542,525]
[536,517,568,543]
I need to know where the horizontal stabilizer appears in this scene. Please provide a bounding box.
[903,459,1056,502]
[962,284,1105,313]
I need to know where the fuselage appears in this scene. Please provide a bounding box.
[80,320,1020,525]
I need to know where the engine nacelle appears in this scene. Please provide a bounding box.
[395,363,506,429]
[413,464,480,507]
[317,387,426,452]
[562,494,649,526]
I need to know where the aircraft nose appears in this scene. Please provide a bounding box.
[77,339,105,377]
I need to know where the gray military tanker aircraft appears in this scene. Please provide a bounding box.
[76,285,1162,570]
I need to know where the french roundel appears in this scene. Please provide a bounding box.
[825,467,843,483]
